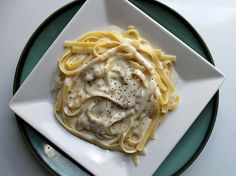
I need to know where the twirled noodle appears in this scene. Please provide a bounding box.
[51,26,179,165]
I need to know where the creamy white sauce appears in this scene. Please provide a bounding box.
[66,54,157,131]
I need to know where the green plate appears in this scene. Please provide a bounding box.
[13,0,219,175]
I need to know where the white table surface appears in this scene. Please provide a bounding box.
[0,0,235,175]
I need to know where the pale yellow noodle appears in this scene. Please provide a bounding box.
[52,26,179,166]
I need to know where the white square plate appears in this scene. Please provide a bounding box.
[9,0,224,175]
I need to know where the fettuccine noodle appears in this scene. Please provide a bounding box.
[51,26,179,165]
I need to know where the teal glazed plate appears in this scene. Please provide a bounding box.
[13,0,219,175]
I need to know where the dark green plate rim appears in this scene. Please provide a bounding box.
[13,0,219,175]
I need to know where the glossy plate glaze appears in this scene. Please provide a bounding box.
[12,0,221,175]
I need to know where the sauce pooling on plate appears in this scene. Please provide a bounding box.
[51,26,179,165]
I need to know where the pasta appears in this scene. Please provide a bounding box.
[51,26,179,165]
